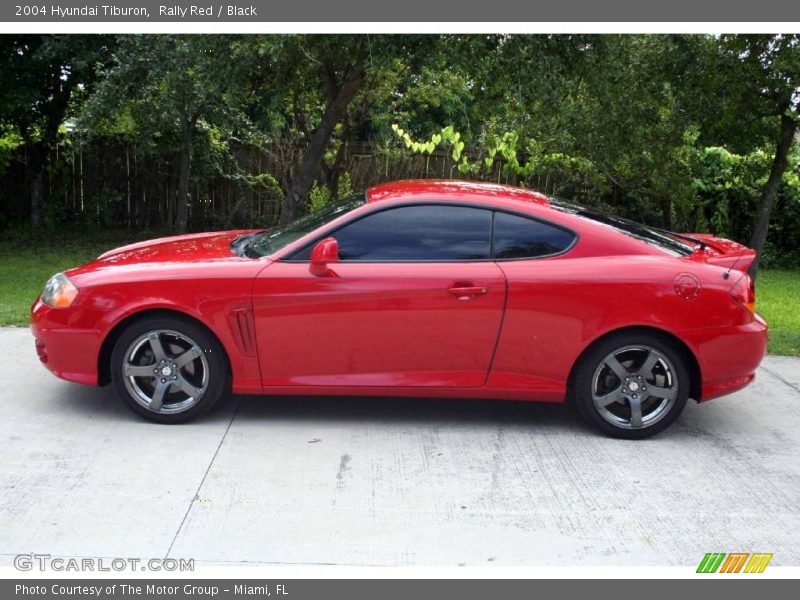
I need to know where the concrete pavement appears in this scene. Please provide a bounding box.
[0,326,799,567]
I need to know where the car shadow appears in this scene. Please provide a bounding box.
[51,383,705,441]
[231,392,579,431]
[54,380,579,430]
[52,381,238,425]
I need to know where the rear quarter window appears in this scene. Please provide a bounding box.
[492,212,576,259]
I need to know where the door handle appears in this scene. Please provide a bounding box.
[447,283,488,300]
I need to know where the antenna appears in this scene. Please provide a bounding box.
[723,251,749,280]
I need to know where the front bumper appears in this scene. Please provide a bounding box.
[684,313,768,402]
[30,297,101,386]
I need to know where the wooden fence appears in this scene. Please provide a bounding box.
[0,138,572,230]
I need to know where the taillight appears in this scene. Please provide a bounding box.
[729,273,756,314]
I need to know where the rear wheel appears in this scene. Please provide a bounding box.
[571,332,690,439]
[110,315,228,423]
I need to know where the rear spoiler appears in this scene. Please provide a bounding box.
[678,232,756,274]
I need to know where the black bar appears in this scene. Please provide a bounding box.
[1,0,800,23]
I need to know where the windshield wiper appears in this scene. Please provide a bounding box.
[230,232,262,257]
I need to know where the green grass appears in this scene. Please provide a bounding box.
[0,238,117,326]
[1,236,798,356]
[756,270,800,356]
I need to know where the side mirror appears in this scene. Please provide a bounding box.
[309,237,339,277]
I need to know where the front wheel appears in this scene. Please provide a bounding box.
[110,315,228,423]
[571,333,690,439]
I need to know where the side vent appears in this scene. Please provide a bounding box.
[229,307,257,356]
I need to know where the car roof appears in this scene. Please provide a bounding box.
[359,181,674,259]
[366,179,551,207]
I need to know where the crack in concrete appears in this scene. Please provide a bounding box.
[163,397,242,559]
[758,364,800,395]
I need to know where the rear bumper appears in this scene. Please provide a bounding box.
[30,298,101,386]
[684,313,768,402]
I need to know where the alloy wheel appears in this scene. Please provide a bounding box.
[591,345,679,430]
[122,329,209,414]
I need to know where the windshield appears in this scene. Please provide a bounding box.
[245,193,366,258]
[549,198,694,256]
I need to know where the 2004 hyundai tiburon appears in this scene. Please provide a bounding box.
[32,180,767,438]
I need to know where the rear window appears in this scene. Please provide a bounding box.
[550,199,693,256]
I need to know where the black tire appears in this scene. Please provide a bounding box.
[110,314,229,423]
[570,332,690,439]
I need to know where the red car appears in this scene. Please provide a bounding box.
[31,180,767,438]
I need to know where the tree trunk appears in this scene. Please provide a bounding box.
[660,197,673,230]
[27,143,47,228]
[175,119,193,233]
[748,113,797,277]
[24,77,73,228]
[325,121,350,200]
[225,193,249,229]
[280,64,365,224]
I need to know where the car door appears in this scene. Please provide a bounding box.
[252,203,506,388]
[486,210,580,398]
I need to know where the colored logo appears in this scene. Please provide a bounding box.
[696,552,773,573]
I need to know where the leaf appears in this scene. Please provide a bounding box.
[452,140,465,161]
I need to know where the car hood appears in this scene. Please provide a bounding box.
[91,230,261,267]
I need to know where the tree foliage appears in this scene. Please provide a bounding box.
[0,33,798,269]
[0,34,113,226]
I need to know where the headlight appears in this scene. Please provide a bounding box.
[41,273,79,308]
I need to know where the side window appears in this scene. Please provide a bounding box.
[294,205,492,261]
[492,212,575,259]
